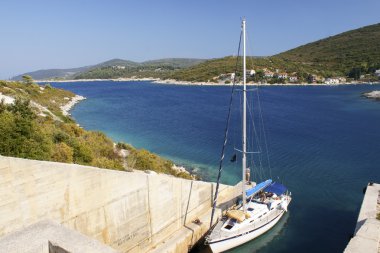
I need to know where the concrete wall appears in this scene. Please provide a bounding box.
[0,220,118,253]
[0,156,237,252]
[344,183,380,253]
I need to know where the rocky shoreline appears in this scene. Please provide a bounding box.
[37,78,380,86]
[60,95,86,116]
[362,90,380,100]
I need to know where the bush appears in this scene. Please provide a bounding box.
[117,142,134,150]
[91,157,124,170]
[51,142,74,163]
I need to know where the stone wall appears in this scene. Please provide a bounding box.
[0,156,237,252]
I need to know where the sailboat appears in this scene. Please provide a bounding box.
[205,19,291,252]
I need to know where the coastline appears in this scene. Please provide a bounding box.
[59,91,197,179]
[60,95,86,116]
[37,77,380,87]
[362,90,380,100]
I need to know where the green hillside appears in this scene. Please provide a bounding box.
[166,56,314,83]
[74,58,205,80]
[165,23,380,83]
[276,23,380,77]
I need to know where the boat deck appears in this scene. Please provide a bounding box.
[207,198,284,242]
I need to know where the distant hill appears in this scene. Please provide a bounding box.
[73,58,206,80]
[12,58,205,80]
[142,58,205,68]
[12,66,92,81]
[13,23,380,82]
[275,23,380,76]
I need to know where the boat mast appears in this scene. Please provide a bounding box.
[242,18,247,213]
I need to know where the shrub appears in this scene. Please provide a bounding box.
[51,142,74,163]
[117,142,134,150]
[91,157,124,170]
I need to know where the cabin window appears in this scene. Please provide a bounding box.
[248,207,254,211]
[258,215,262,219]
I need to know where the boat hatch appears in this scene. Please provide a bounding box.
[224,218,237,230]
[224,224,234,230]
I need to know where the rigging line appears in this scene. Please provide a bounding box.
[246,31,265,181]
[246,30,273,180]
[210,29,242,228]
[247,83,270,181]
[246,32,256,75]
[255,87,273,180]
[247,95,265,181]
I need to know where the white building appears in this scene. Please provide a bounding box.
[264,71,274,78]
[112,65,126,70]
[277,73,288,79]
[325,78,340,84]
[375,69,380,77]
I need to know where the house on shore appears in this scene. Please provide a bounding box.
[325,78,340,84]
[264,70,274,78]
[277,73,288,79]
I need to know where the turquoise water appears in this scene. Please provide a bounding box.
[50,81,380,253]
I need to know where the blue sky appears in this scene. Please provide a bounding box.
[0,0,379,79]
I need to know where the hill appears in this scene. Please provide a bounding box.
[12,58,205,80]
[164,23,380,83]
[275,23,380,77]
[164,56,312,83]
[11,66,92,81]
[73,58,205,80]
[12,23,380,83]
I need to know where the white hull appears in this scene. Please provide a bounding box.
[209,211,285,253]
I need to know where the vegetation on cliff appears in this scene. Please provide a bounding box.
[0,80,192,179]
[117,142,193,179]
[276,23,380,78]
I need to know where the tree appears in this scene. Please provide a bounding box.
[348,68,362,80]
[22,75,34,85]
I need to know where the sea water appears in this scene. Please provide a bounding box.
[50,81,380,253]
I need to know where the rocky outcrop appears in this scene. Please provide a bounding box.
[363,90,380,100]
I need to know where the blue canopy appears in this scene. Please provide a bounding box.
[245,179,272,197]
[265,182,287,195]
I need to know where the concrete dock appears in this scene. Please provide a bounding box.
[344,183,380,253]
[0,155,240,253]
